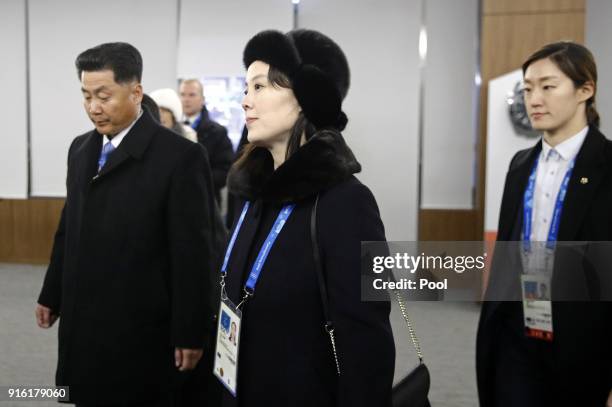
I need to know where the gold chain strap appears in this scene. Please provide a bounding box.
[394,290,424,362]
[326,326,341,375]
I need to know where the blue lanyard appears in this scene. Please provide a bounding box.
[221,202,250,275]
[522,154,575,251]
[221,202,295,294]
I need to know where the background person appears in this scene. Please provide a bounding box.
[180,78,233,206]
[150,87,197,142]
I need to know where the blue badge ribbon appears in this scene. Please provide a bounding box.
[221,202,250,275]
[220,202,295,294]
[522,155,575,251]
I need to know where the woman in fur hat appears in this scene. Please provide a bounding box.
[213,29,395,407]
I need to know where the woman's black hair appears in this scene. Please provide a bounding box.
[522,42,600,128]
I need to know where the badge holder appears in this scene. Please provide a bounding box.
[520,273,553,341]
[213,275,245,397]
[520,244,553,341]
[212,202,295,397]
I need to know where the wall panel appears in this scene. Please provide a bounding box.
[300,0,421,241]
[482,12,584,81]
[586,0,612,136]
[0,0,28,199]
[421,0,479,210]
[177,0,291,78]
[0,199,63,264]
[484,0,584,15]
[419,210,479,241]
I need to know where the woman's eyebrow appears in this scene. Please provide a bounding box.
[524,75,560,84]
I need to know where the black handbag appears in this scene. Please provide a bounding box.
[390,289,431,407]
[309,194,431,406]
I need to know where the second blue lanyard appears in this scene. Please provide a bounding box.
[522,155,575,251]
[221,202,295,294]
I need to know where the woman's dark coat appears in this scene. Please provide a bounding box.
[218,130,396,407]
[477,126,612,406]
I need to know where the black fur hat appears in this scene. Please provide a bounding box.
[243,29,350,131]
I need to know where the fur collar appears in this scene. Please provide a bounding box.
[227,130,361,203]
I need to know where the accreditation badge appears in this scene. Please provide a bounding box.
[520,273,553,341]
[213,298,242,396]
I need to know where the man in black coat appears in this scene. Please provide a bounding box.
[35,42,219,406]
[180,79,233,205]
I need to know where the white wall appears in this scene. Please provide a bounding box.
[177,0,292,78]
[28,0,179,196]
[12,0,483,239]
[586,0,612,137]
[0,0,28,199]
[421,0,479,209]
[300,0,421,241]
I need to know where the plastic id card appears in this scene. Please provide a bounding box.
[213,298,242,396]
[521,273,553,341]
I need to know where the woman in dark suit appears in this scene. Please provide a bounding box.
[477,42,612,407]
[213,29,395,406]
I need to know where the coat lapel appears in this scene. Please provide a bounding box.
[497,142,541,241]
[73,130,102,189]
[95,110,158,180]
[557,128,607,240]
[95,147,130,179]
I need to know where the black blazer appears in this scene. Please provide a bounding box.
[38,110,221,404]
[477,126,612,406]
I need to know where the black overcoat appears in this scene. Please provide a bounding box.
[217,130,396,406]
[194,106,234,204]
[477,126,612,406]
[38,110,221,404]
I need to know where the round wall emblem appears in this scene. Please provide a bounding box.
[507,81,539,138]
